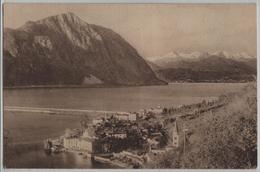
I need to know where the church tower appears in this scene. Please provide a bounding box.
[172,119,179,147]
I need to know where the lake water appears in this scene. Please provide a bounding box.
[4,83,246,112]
[3,83,247,168]
[4,149,118,169]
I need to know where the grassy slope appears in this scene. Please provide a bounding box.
[148,82,257,169]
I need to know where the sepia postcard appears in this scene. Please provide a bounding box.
[1,1,258,170]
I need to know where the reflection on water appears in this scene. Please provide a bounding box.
[5,149,115,168]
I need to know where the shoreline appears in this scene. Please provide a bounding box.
[4,106,128,115]
[93,155,130,168]
[3,81,250,90]
[3,82,167,90]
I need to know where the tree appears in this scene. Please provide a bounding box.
[80,115,90,129]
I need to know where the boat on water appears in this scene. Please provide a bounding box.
[44,138,64,153]
[44,139,52,150]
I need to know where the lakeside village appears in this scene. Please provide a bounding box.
[44,96,228,168]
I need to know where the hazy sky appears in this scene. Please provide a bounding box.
[4,3,256,58]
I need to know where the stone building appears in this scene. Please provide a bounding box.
[63,128,96,153]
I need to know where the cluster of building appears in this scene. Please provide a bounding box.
[65,112,178,148]
[44,106,182,168]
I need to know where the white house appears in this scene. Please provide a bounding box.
[128,113,137,121]
[148,107,164,114]
[92,119,103,125]
[114,113,137,121]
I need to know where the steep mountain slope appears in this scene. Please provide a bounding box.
[145,60,162,71]
[149,51,256,82]
[3,12,164,87]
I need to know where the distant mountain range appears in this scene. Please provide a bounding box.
[3,12,164,87]
[147,51,256,83]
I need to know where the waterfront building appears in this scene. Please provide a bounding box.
[148,107,163,114]
[63,128,96,153]
[114,113,137,121]
[128,113,137,121]
[63,137,94,152]
[115,114,129,120]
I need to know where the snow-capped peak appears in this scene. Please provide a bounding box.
[211,51,231,58]
[150,51,203,62]
[148,50,255,62]
[161,51,179,59]
[233,52,254,59]
[177,52,202,59]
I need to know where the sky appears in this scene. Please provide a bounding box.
[3,3,257,58]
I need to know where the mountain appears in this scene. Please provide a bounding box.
[145,60,162,71]
[148,51,256,82]
[3,12,164,87]
[151,51,256,68]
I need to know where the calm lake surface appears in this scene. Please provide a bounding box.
[3,83,247,168]
[4,83,246,111]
